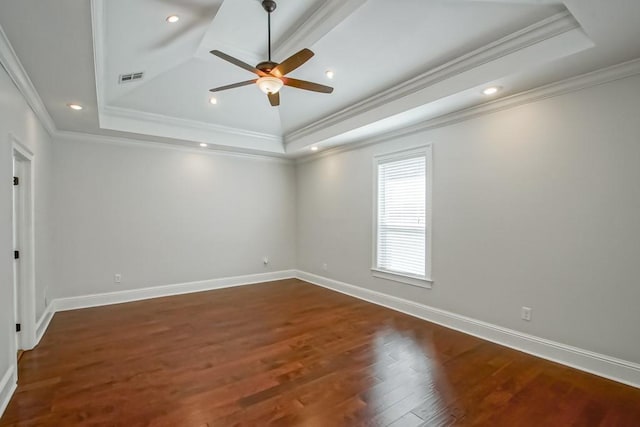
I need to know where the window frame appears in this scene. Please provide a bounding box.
[372,145,433,288]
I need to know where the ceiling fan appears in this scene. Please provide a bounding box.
[208,0,334,107]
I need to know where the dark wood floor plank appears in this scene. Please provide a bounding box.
[2,279,639,426]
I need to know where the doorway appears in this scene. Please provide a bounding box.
[11,135,36,369]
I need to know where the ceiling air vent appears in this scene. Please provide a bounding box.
[118,72,144,84]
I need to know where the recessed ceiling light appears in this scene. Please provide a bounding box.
[209,97,218,105]
[325,70,334,79]
[482,86,501,96]
[166,15,180,23]
[311,146,319,152]
[200,143,208,148]
[68,104,83,110]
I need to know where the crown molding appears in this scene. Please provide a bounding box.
[286,11,582,146]
[273,0,367,60]
[0,23,57,135]
[100,105,285,153]
[297,57,640,164]
[102,106,281,142]
[54,130,293,164]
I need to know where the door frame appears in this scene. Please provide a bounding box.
[10,134,36,360]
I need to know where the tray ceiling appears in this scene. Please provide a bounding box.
[1,0,640,156]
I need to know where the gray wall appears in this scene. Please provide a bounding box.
[0,64,53,381]
[296,73,640,365]
[51,138,297,299]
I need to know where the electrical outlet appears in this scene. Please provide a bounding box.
[114,274,122,283]
[521,306,532,321]
[322,263,328,271]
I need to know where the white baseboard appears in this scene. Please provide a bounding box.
[53,270,297,312]
[0,307,53,419]
[0,365,17,420]
[295,270,640,389]
[35,303,55,346]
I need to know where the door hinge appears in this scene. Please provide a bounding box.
[16,323,21,333]
[14,250,19,260]
[13,176,19,186]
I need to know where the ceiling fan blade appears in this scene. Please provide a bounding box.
[210,50,267,77]
[209,79,257,92]
[268,92,280,107]
[271,49,315,78]
[283,77,333,94]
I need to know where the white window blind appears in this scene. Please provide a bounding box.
[376,153,427,279]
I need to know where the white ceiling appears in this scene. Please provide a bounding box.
[0,0,639,157]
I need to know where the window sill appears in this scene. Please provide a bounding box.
[371,268,433,289]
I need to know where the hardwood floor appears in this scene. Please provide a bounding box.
[2,279,639,426]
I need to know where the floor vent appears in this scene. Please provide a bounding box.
[118,72,144,84]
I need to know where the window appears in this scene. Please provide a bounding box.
[373,146,432,287]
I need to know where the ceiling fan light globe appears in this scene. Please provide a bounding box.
[257,76,283,94]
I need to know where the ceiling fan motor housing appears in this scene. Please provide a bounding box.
[257,61,278,73]
[262,0,277,13]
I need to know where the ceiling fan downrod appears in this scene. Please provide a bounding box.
[262,0,277,62]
